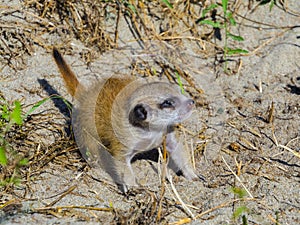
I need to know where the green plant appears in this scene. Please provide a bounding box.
[230,187,249,225]
[161,0,173,9]
[0,98,27,186]
[0,95,71,187]
[175,71,185,94]
[198,0,248,72]
[258,0,277,11]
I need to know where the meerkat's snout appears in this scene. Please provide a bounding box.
[181,98,195,113]
[177,98,195,121]
[158,94,195,124]
[187,99,195,107]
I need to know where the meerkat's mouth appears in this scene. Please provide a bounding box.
[177,109,193,122]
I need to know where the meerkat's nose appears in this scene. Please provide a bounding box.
[188,99,195,106]
[186,99,195,109]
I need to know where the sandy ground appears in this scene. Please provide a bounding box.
[1,0,299,224]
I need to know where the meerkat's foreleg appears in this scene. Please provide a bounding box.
[113,154,137,193]
[125,154,137,184]
[166,132,198,180]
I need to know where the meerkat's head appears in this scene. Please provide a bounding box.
[127,82,195,133]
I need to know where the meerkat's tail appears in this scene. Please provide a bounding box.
[52,47,82,97]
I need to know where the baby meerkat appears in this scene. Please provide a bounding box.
[52,47,199,192]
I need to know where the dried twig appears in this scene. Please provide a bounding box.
[46,185,77,207]
[222,156,254,198]
[165,174,195,219]
[156,136,167,221]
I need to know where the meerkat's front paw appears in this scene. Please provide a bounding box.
[118,183,129,194]
[118,176,136,194]
[180,164,206,182]
[181,166,199,181]
[123,174,137,187]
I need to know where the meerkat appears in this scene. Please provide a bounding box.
[52,47,199,192]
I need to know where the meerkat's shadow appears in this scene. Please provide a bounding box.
[131,148,160,163]
[131,148,185,177]
[37,78,72,136]
[286,84,300,95]
[133,149,206,182]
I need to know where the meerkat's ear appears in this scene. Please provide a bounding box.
[129,104,150,129]
[132,104,148,121]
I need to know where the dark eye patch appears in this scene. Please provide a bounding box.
[159,98,176,109]
[128,104,149,130]
[132,104,147,121]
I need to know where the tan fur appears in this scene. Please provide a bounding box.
[52,48,82,96]
[94,77,136,156]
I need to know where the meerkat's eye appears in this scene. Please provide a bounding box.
[160,99,176,109]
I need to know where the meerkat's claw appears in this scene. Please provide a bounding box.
[118,183,129,194]
[182,167,199,181]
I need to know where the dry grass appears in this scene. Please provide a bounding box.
[1,0,299,224]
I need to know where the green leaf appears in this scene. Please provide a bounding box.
[230,186,248,198]
[175,72,184,94]
[18,158,29,166]
[11,101,23,125]
[1,105,9,121]
[227,32,244,41]
[233,206,248,220]
[199,20,222,28]
[24,98,50,119]
[269,0,275,11]
[24,96,72,119]
[0,146,7,165]
[161,0,173,9]
[202,3,218,17]
[11,177,21,185]
[226,48,248,56]
[222,0,228,15]
[124,2,136,14]
[151,67,157,76]
[227,12,236,25]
